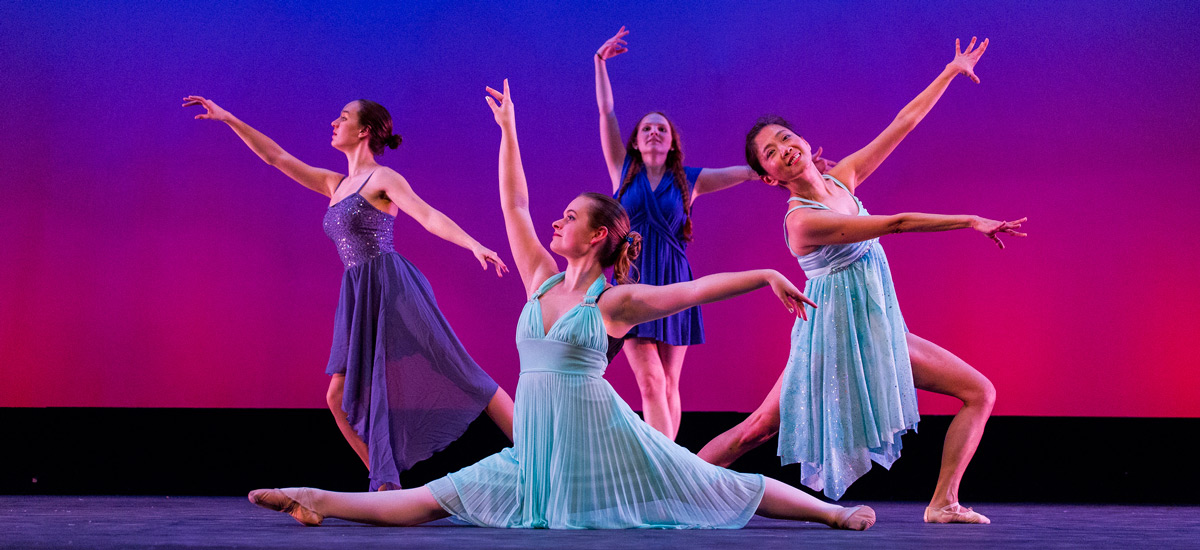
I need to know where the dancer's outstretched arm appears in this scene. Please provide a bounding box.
[486,80,559,295]
[601,270,814,336]
[787,209,1027,250]
[377,171,508,276]
[595,26,630,191]
[828,37,988,192]
[183,96,342,196]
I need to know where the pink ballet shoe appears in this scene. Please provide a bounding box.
[248,488,324,526]
[833,505,876,530]
[923,502,990,524]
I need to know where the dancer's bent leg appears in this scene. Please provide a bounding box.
[907,332,995,524]
[327,374,370,469]
[484,386,515,442]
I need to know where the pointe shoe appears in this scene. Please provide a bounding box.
[248,488,324,526]
[833,505,876,531]
[923,502,990,524]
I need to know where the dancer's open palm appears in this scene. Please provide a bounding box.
[949,37,988,83]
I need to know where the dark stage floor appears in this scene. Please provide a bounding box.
[2,497,1197,549]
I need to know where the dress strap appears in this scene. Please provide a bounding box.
[822,174,864,209]
[532,272,566,300]
[581,275,607,307]
[353,171,377,195]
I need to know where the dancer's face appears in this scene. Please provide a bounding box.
[753,124,812,185]
[330,102,368,150]
[633,113,674,159]
[550,196,605,258]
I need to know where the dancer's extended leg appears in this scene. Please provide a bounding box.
[327,374,369,469]
[697,370,783,466]
[756,478,875,530]
[908,332,995,524]
[251,486,449,527]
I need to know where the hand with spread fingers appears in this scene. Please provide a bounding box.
[949,36,988,84]
[972,216,1028,249]
[596,25,629,61]
[472,244,510,277]
[767,271,817,320]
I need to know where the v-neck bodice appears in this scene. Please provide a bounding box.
[516,273,610,377]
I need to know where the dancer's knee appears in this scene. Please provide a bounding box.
[736,413,780,450]
[964,376,996,412]
[634,370,667,398]
[326,378,345,412]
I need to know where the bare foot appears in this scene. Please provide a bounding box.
[248,488,324,526]
[923,503,990,524]
[832,505,876,530]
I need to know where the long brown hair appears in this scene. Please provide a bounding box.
[580,192,643,284]
[615,112,693,242]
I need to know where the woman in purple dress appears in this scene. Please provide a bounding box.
[593,27,835,439]
[183,95,515,491]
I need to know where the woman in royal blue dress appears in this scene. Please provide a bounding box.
[245,79,875,531]
[698,38,1026,524]
[183,95,515,491]
[593,27,835,440]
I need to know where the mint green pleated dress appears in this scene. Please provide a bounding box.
[426,273,764,529]
[778,175,920,500]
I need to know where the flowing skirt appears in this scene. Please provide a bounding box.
[326,251,499,491]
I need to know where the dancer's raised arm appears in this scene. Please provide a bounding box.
[786,209,1027,251]
[183,96,342,196]
[486,80,559,295]
[828,37,988,192]
[595,26,630,190]
[601,270,814,336]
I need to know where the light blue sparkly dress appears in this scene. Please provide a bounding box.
[778,175,920,501]
[426,273,764,529]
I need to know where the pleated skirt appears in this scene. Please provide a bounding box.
[427,370,763,529]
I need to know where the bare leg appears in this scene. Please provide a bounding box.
[655,343,688,440]
[697,370,783,466]
[327,374,369,469]
[907,332,996,522]
[484,386,515,442]
[255,486,449,526]
[756,478,875,530]
[623,338,673,438]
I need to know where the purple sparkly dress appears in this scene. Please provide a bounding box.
[323,173,499,491]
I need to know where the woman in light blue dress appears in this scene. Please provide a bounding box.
[246,80,875,531]
[698,38,1025,524]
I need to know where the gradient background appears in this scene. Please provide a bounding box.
[1,0,1197,417]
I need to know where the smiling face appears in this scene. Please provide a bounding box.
[549,196,605,258]
[752,124,813,184]
[330,101,368,151]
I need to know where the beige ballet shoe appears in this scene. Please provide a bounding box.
[248,488,324,526]
[923,502,990,524]
[833,505,876,530]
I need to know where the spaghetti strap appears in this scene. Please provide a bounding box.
[353,171,376,194]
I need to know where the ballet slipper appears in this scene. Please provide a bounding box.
[832,505,876,530]
[248,488,324,526]
[923,502,991,524]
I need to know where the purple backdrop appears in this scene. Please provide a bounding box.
[1,1,1198,416]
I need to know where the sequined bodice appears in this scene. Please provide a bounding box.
[323,192,396,270]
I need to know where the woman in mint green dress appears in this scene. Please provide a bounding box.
[246,80,875,531]
[699,37,1025,524]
